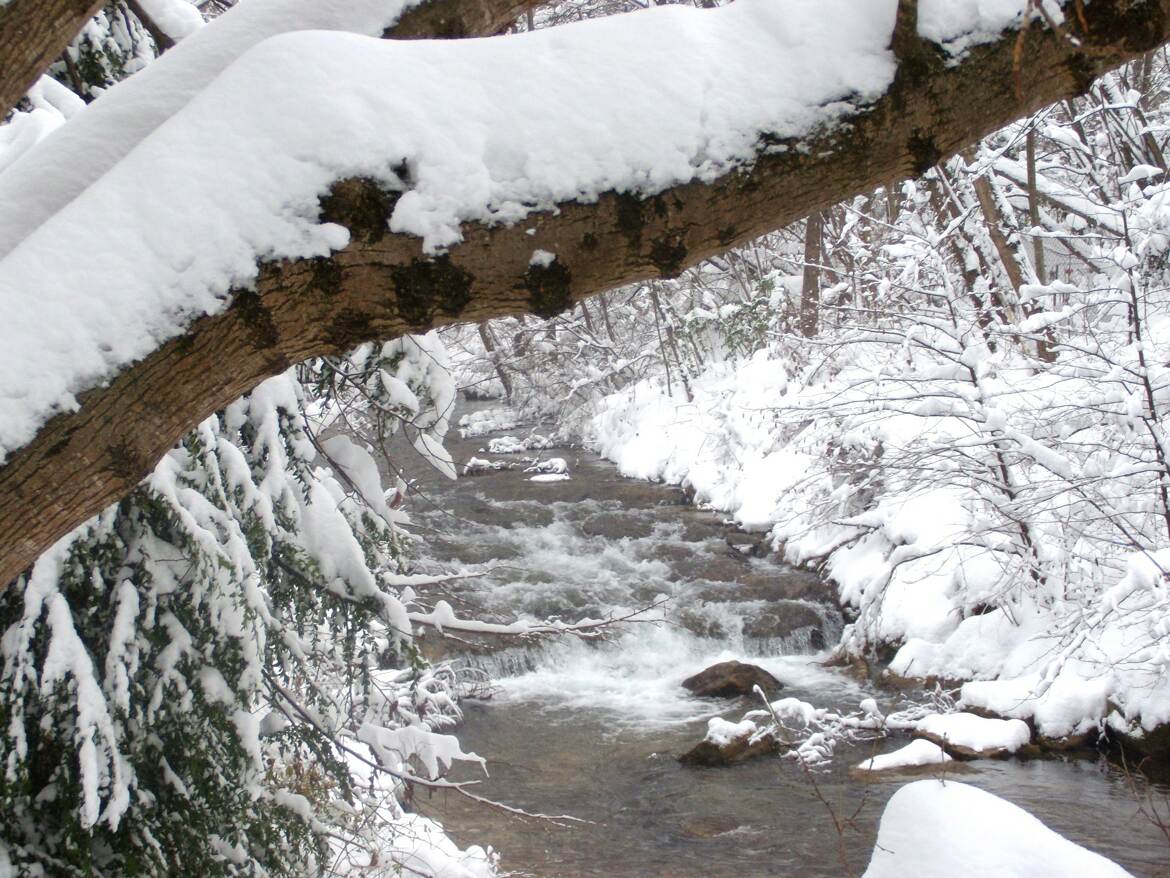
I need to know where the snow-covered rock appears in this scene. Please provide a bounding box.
[524,457,569,475]
[855,739,952,773]
[862,781,1134,878]
[914,712,1031,758]
[462,456,514,475]
[487,434,554,454]
[459,407,521,438]
[678,716,784,767]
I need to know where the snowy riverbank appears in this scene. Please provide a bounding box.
[585,355,1170,768]
[440,399,1163,876]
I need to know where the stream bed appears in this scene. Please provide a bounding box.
[386,404,1170,877]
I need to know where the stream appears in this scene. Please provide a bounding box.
[385,403,1170,877]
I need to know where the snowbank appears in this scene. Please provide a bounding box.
[585,348,1170,749]
[590,354,812,531]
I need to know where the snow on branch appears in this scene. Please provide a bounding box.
[0,0,901,462]
[0,0,1167,588]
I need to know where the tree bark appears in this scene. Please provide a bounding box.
[476,323,514,400]
[968,150,1057,361]
[388,0,542,38]
[1025,127,1048,284]
[0,0,104,119]
[799,211,825,338]
[0,0,1168,586]
[125,0,176,53]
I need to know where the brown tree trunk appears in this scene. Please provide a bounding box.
[578,300,597,336]
[596,291,618,343]
[967,151,1057,361]
[799,211,825,338]
[476,323,514,400]
[0,0,1167,586]
[926,172,1000,348]
[0,0,104,118]
[1025,127,1048,284]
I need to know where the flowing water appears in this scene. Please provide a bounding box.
[384,403,1170,877]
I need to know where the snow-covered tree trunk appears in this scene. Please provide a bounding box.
[1,0,1169,589]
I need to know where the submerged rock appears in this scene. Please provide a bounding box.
[1105,715,1170,782]
[723,529,768,556]
[690,569,836,604]
[581,511,655,540]
[674,608,729,639]
[678,816,749,839]
[741,601,837,650]
[682,660,782,699]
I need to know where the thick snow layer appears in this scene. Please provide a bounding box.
[525,457,568,475]
[960,673,1112,739]
[137,0,205,41]
[856,739,952,772]
[916,712,1031,754]
[0,0,1032,463]
[0,77,84,175]
[0,0,419,260]
[487,434,553,454]
[889,548,1170,738]
[0,0,426,463]
[862,781,1133,878]
[919,0,1063,56]
[888,606,1045,681]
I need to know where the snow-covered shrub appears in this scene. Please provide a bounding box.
[52,2,157,100]
[0,364,483,875]
[2,10,494,868]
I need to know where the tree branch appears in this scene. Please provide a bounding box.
[1,0,1168,586]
